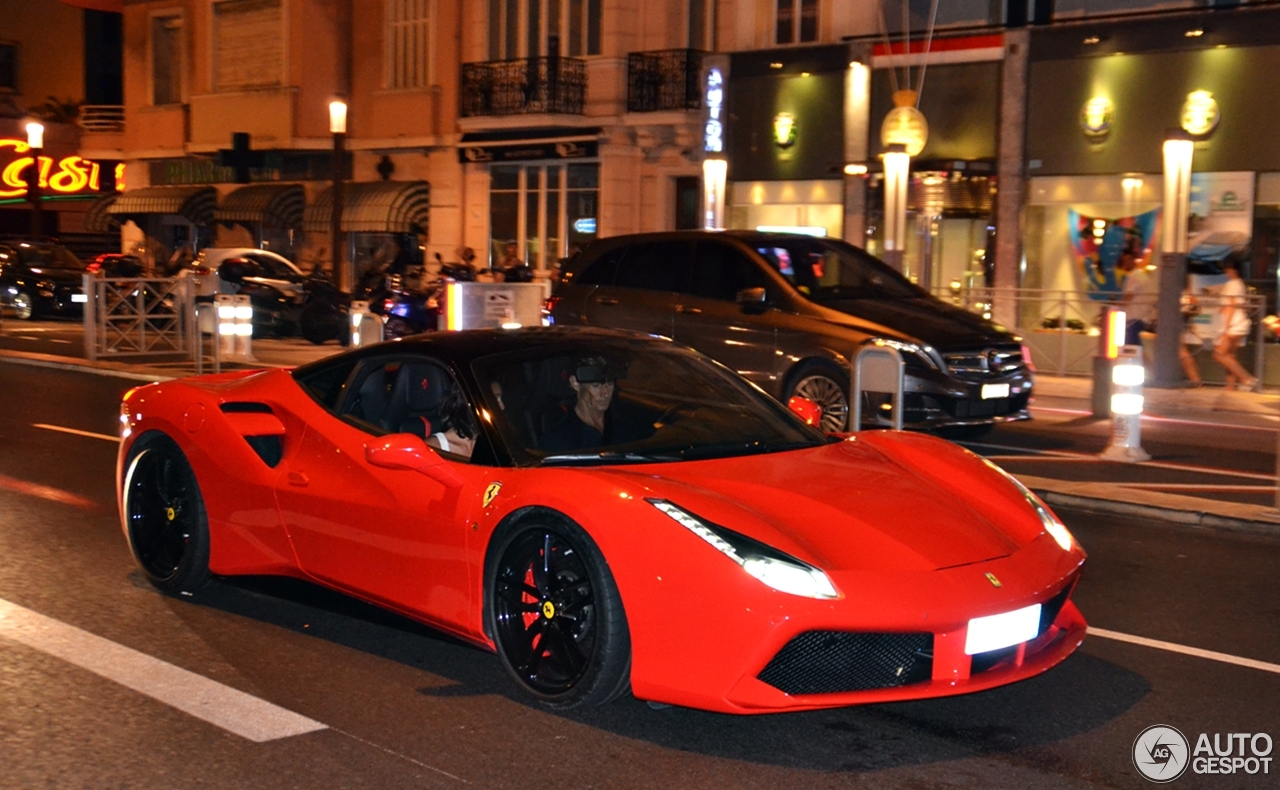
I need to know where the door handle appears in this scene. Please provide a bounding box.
[594,296,619,306]
[676,305,702,315]
[287,471,309,487]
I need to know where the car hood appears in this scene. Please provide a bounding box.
[811,296,1016,349]
[599,440,1037,574]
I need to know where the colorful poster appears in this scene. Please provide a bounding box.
[1068,207,1160,301]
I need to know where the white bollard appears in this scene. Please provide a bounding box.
[1100,344,1150,462]
[215,294,237,358]
[348,300,383,347]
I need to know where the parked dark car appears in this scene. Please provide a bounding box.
[548,230,1032,433]
[0,241,88,320]
[86,253,146,277]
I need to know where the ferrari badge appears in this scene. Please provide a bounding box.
[542,601,556,619]
[985,572,1002,588]
[483,482,502,508]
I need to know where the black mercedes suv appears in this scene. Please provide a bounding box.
[547,230,1032,433]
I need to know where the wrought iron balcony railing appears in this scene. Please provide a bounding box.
[461,55,586,117]
[79,105,125,133]
[627,49,705,113]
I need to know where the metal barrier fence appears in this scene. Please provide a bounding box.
[83,274,194,361]
[931,285,1268,382]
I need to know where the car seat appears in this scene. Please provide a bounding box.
[383,362,451,438]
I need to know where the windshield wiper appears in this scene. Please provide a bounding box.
[676,440,815,461]
[539,451,681,467]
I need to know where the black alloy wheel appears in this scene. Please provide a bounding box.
[11,289,34,320]
[489,518,630,707]
[123,434,211,594]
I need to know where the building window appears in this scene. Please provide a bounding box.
[0,43,15,92]
[151,13,184,105]
[776,0,818,45]
[388,0,431,89]
[688,0,711,50]
[489,163,598,269]
[488,0,600,60]
[214,0,283,92]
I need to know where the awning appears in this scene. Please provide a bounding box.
[83,193,121,233]
[214,183,305,230]
[303,181,430,235]
[107,185,218,226]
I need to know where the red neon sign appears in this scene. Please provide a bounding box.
[0,139,114,198]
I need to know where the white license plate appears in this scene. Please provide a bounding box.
[981,383,1010,400]
[71,294,89,303]
[965,603,1042,655]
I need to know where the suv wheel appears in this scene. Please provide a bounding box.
[785,361,849,433]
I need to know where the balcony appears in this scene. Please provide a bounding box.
[626,49,704,113]
[78,105,125,133]
[460,55,586,117]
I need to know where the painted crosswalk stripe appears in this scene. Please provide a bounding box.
[1089,627,1280,675]
[0,598,327,742]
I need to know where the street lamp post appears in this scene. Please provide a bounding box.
[329,99,348,292]
[25,121,44,241]
[1152,129,1195,387]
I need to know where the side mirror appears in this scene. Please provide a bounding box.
[365,433,465,488]
[735,286,768,306]
[787,396,823,427]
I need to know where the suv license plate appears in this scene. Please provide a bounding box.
[981,383,1010,400]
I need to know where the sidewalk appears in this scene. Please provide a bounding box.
[4,338,1279,537]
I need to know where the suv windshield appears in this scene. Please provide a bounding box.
[13,245,84,270]
[472,338,826,467]
[753,237,922,301]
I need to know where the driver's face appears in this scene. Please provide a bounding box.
[576,379,615,411]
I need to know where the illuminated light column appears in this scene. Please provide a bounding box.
[1152,129,1195,387]
[25,121,44,241]
[329,98,348,292]
[882,143,910,272]
[700,60,728,230]
[703,158,727,230]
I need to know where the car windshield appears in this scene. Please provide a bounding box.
[753,237,922,301]
[13,245,84,270]
[248,254,299,279]
[471,338,827,467]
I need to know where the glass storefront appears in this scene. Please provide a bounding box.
[489,162,598,269]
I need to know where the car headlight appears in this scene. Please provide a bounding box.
[983,460,1075,551]
[648,499,839,599]
[871,338,941,370]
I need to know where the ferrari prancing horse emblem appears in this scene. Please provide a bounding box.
[483,482,502,508]
[985,572,1002,588]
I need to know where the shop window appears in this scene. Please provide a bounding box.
[490,163,598,269]
[151,13,184,106]
[387,0,431,89]
[214,0,283,91]
[0,43,15,92]
[776,0,818,45]
[489,0,601,60]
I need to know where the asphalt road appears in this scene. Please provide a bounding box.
[1,361,1277,789]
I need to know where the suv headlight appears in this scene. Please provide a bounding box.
[984,460,1075,551]
[649,499,839,599]
[871,338,942,371]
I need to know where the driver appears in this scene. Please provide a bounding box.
[541,355,630,453]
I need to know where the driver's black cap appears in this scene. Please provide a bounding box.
[573,355,627,383]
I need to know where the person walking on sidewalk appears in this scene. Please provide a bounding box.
[1211,258,1258,390]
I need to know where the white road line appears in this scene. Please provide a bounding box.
[0,598,327,742]
[1120,483,1275,492]
[1033,404,1280,429]
[49,338,72,344]
[975,443,1278,482]
[33,423,121,443]
[1089,627,1280,675]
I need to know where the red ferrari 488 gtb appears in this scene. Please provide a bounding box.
[116,327,1085,713]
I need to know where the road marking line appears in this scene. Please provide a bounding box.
[1089,627,1280,675]
[50,339,72,344]
[0,597,328,742]
[1120,483,1275,492]
[976,443,1277,481]
[0,472,97,509]
[33,423,121,443]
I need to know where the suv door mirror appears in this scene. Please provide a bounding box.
[735,287,768,310]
